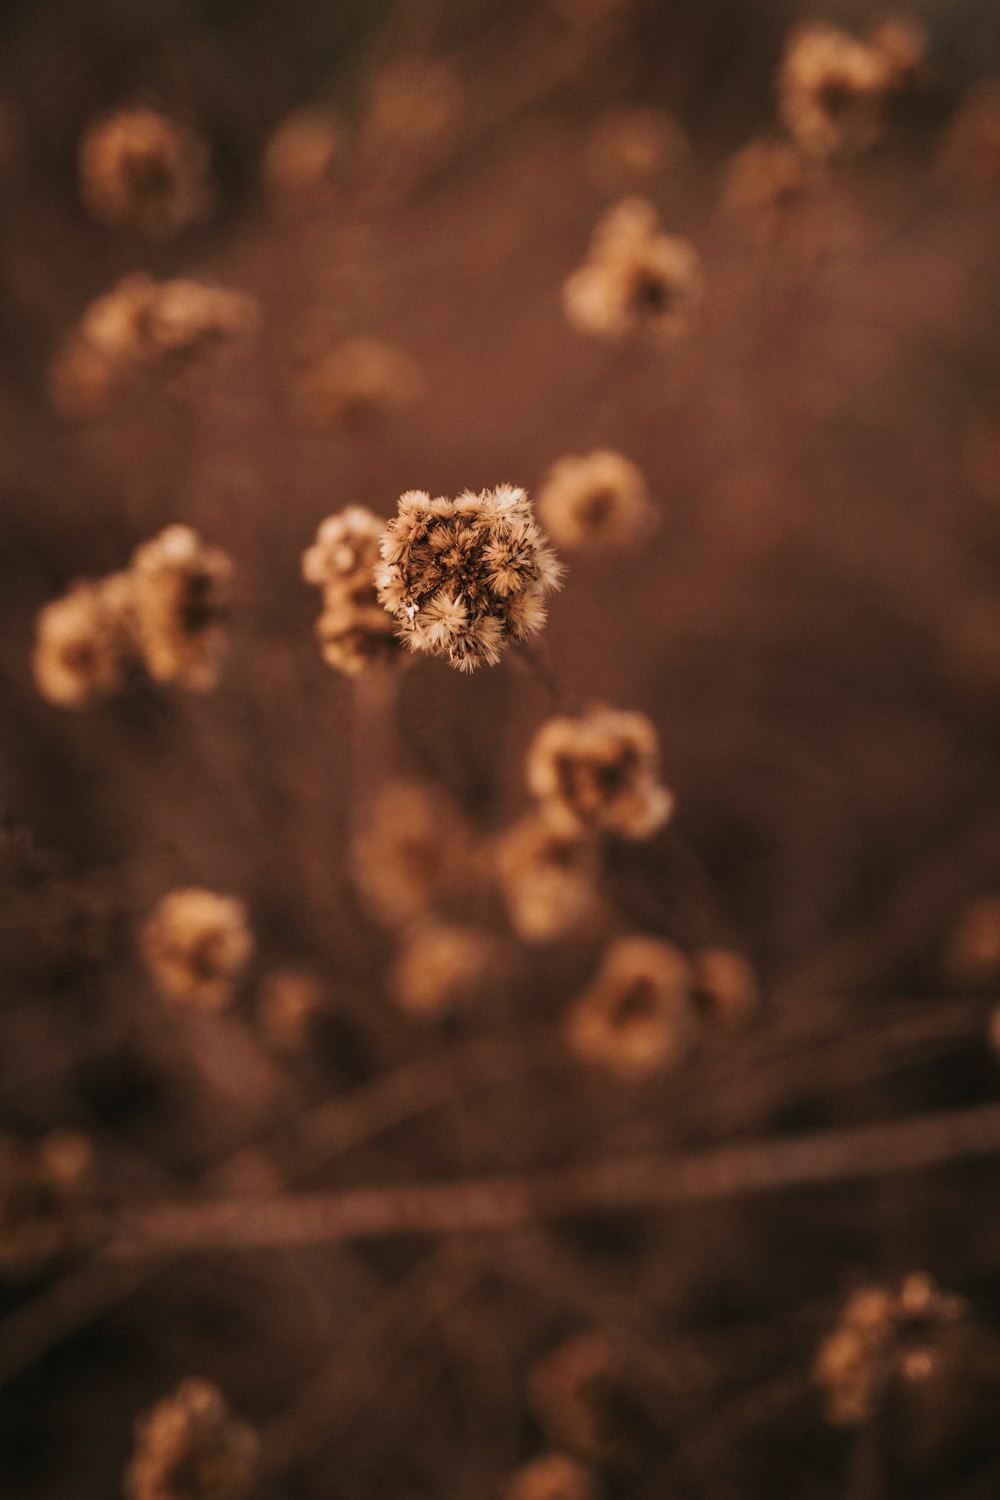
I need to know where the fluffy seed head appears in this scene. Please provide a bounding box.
[390,920,496,1019]
[567,935,696,1080]
[377,485,562,672]
[563,198,701,345]
[526,706,673,840]
[142,888,253,1010]
[814,1275,968,1429]
[125,1379,258,1500]
[79,107,213,238]
[303,507,402,676]
[352,781,473,925]
[33,572,137,708]
[493,813,605,944]
[536,450,656,551]
[262,108,343,206]
[130,525,234,690]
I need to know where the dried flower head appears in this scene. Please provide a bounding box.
[128,526,233,691]
[505,1452,601,1500]
[536,450,656,552]
[526,706,673,840]
[568,936,696,1080]
[0,1132,94,1274]
[142,888,253,1010]
[938,80,1000,191]
[50,274,257,417]
[390,920,495,1019]
[79,108,212,239]
[692,947,759,1027]
[944,896,1000,987]
[814,1275,968,1429]
[302,507,401,675]
[377,485,562,672]
[262,108,344,206]
[292,337,421,434]
[125,1379,258,1500]
[352,781,473,925]
[778,18,924,161]
[586,107,688,192]
[33,572,137,708]
[494,814,604,944]
[563,198,701,345]
[527,1333,651,1467]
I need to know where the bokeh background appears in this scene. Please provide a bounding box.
[4,0,1000,1496]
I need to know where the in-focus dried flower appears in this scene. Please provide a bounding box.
[943,896,1000,987]
[938,80,1000,191]
[778,17,924,161]
[51,274,257,418]
[692,947,759,1026]
[527,1333,651,1467]
[536,449,656,552]
[563,198,701,345]
[125,1378,258,1500]
[79,107,213,238]
[586,107,688,192]
[292,337,421,434]
[262,107,344,206]
[567,935,695,1079]
[505,1452,602,1500]
[390,920,496,1019]
[494,813,604,944]
[0,1132,94,1274]
[256,968,326,1051]
[302,507,402,676]
[142,889,253,1010]
[352,781,473,925]
[814,1275,967,1428]
[526,706,673,840]
[33,572,137,708]
[130,525,233,690]
[377,485,562,672]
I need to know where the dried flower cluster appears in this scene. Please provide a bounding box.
[79,107,213,238]
[50,273,257,419]
[34,525,233,707]
[505,1452,601,1500]
[125,1379,258,1500]
[262,108,344,206]
[493,813,605,944]
[526,706,673,841]
[0,1132,94,1274]
[814,1274,968,1427]
[568,936,695,1079]
[563,198,701,345]
[142,888,254,1010]
[390,919,496,1019]
[291,337,421,434]
[536,449,655,552]
[377,484,562,672]
[528,1333,649,1468]
[302,507,401,676]
[352,781,474,926]
[778,17,925,162]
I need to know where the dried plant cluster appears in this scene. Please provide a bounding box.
[125,1380,258,1500]
[142,888,254,1009]
[33,525,233,706]
[5,2,1000,1499]
[376,484,562,671]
